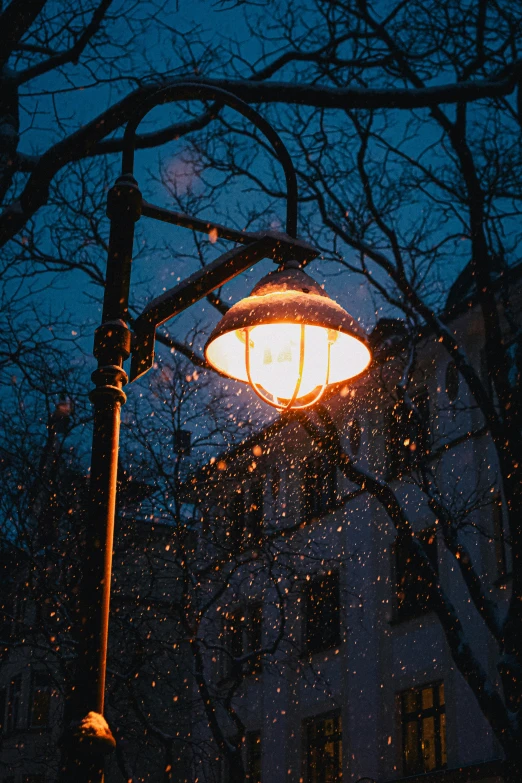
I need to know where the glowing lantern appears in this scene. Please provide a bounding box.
[205,263,371,410]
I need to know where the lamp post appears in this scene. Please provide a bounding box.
[62,82,370,782]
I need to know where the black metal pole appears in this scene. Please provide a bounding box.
[59,83,305,782]
[60,174,141,783]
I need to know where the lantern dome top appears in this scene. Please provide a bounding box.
[205,264,368,348]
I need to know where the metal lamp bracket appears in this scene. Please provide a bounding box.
[113,80,319,383]
[129,224,318,382]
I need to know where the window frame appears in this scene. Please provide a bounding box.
[386,390,432,478]
[303,571,341,656]
[245,729,262,782]
[491,493,508,582]
[393,527,438,623]
[6,673,23,733]
[246,479,264,541]
[228,488,246,547]
[303,709,343,783]
[222,603,263,678]
[400,681,447,776]
[28,670,54,730]
[302,453,337,520]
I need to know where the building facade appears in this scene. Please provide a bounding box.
[1,272,518,783]
[188,284,513,783]
[0,463,192,783]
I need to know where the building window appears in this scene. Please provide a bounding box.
[347,418,362,456]
[246,730,262,782]
[223,604,263,677]
[302,454,337,519]
[480,347,493,395]
[304,710,342,782]
[401,682,447,775]
[6,674,22,732]
[304,572,341,655]
[29,672,54,728]
[445,361,459,402]
[394,528,438,621]
[492,494,507,581]
[228,489,246,547]
[270,467,280,501]
[246,604,263,672]
[247,479,264,540]
[387,391,431,477]
[227,484,264,546]
[0,687,6,734]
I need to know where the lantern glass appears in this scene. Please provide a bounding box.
[248,323,329,400]
[206,321,371,403]
[205,264,371,409]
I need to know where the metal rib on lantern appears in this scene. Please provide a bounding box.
[205,262,371,410]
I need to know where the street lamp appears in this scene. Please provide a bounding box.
[64,82,370,782]
[205,262,370,409]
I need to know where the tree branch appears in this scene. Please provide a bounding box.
[15,0,114,85]
[0,0,47,65]
[4,62,522,248]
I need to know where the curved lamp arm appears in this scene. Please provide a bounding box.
[121,81,299,238]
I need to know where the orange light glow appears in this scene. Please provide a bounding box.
[206,321,371,406]
[248,323,330,400]
[204,265,372,410]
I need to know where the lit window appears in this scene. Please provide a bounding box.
[394,528,438,621]
[401,682,447,775]
[304,710,342,782]
[304,572,341,655]
[246,730,261,782]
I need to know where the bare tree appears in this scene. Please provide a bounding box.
[157,2,522,777]
[3,0,522,779]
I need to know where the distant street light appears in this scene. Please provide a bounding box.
[63,82,370,782]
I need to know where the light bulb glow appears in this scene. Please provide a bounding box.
[245,323,330,402]
[206,321,370,393]
[204,271,372,410]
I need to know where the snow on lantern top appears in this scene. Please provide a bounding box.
[205,262,371,410]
